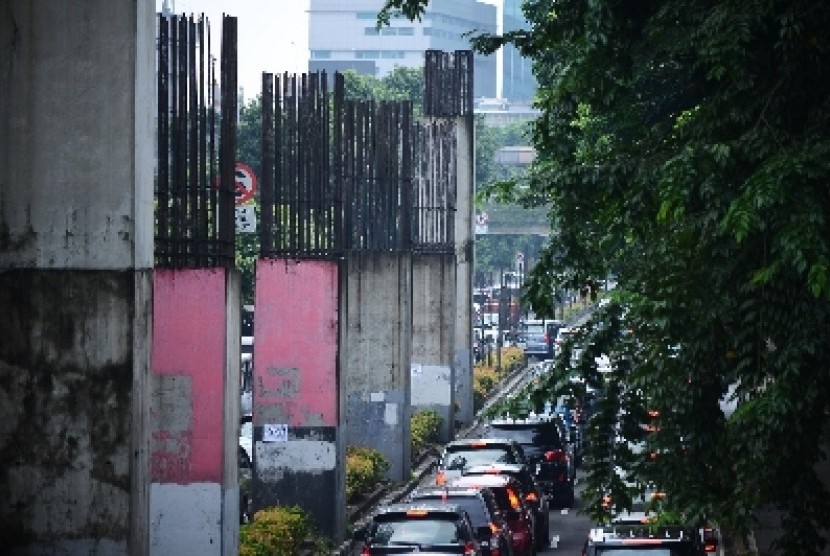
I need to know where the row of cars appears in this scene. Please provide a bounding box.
[353,405,719,555]
[354,412,577,555]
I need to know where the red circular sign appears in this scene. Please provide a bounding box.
[234,163,257,205]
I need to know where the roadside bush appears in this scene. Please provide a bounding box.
[411,409,443,459]
[501,346,524,372]
[473,366,499,412]
[473,346,526,411]
[346,445,390,503]
[239,505,310,556]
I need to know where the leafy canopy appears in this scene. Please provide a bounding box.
[384,0,830,551]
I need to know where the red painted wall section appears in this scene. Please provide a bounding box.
[254,260,338,427]
[151,268,227,483]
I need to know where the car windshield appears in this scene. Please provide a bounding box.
[372,516,462,545]
[445,447,515,469]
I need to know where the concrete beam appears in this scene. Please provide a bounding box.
[252,259,344,541]
[342,252,412,482]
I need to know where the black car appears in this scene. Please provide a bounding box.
[482,416,575,508]
[408,486,515,556]
[461,463,551,550]
[583,524,707,555]
[435,438,527,487]
[520,319,563,361]
[354,501,483,555]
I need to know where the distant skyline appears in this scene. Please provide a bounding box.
[157,0,502,102]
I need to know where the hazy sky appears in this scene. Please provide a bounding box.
[158,0,501,101]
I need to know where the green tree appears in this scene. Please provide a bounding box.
[383,0,830,552]
[341,67,425,115]
[235,97,262,306]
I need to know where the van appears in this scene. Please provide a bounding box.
[520,319,563,361]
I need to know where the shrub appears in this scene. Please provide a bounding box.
[501,346,524,372]
[472,345,526,411]
[473,366,500,411]
[345,445,390,503]
[411,409,443,458]
[239,505,310,556]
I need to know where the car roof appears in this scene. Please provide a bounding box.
[373,501,467,517]
[411,486,489,497]
[449,474,518,488]
[488,414,563,427]
[588,524,698,546]
[445,437,518,448]
[462,463,526,474]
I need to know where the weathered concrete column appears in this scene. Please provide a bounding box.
[342,252,413,482]
[149,269,240,555]
[454,112,476,427]
[252,259,344,541]
[411,253,456,442]
[0,1,155,553]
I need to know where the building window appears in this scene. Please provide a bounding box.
[364,27,380,36]
[381,50,405,59]
[356,50,381,59]
[311,50,331,59]
[398,27,414,36]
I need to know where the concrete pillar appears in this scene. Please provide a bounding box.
[454,114,476,427]
[0,1,155,553]
[149,269,240,555]
[252,259,344,541]
[342,252,412,482]
[411,253,456,442]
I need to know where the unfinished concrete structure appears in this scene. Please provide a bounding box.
[0,5,240,554]
[251,54,474,538]
[149,13,240,555]
[410,51,475,440]
[0,2,155,553]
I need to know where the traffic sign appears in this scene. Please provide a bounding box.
[235,205,256,233]
[234,163,257,205]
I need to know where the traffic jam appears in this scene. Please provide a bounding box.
[352,317,722,555]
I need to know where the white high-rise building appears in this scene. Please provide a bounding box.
[308,0,497,98]
[502,0,537,103]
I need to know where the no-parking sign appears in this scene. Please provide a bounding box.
[234,163,257,205]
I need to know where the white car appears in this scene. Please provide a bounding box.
[240,415,253,462]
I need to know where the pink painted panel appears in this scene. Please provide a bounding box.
[151,268,226,483]
[254,260,338,427]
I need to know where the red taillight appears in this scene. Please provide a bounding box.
[526,492,538,503]
[704,543,717,553]
[436,470,446,486]
[463,541,477,555]
[361,544,371,556]
[544,449,567,462]
[507,488,522,509]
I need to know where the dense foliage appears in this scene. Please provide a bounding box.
[345,445,390,503]
[239,505,323,556]
[410,409,444,460]
[383,0,830,552]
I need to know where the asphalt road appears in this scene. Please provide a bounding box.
[543,474,593,554]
